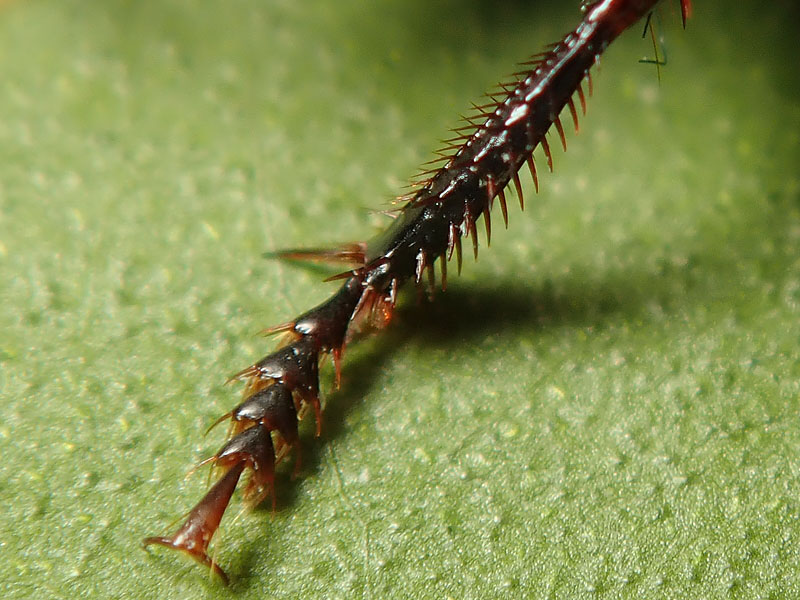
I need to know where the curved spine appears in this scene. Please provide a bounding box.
[144,0,691,582]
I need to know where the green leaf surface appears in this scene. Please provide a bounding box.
[2,1,799,598]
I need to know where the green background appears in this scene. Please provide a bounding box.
[1,0,798,598]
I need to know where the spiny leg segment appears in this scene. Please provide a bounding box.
[144,0,691,582]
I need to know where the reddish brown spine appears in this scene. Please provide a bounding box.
[144,0,691,582]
